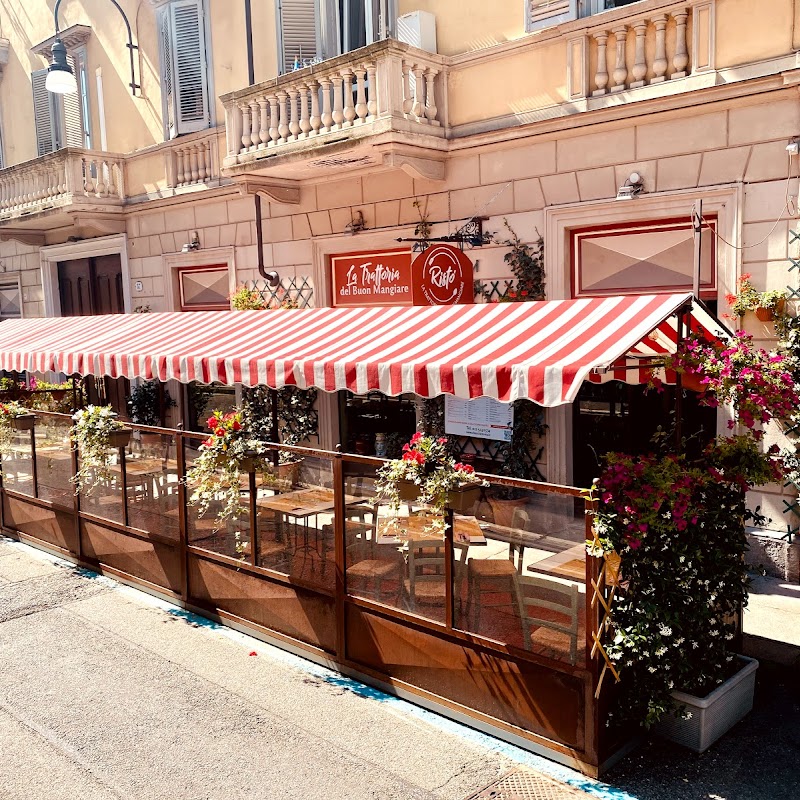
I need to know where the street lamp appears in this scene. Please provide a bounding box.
[46,0,140,96]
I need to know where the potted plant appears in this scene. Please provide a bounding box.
[377,433,488,534]
[127,379,175,445]
[0,401,36,455]
[71,405,132,494]
[725,274,786,322]
[186,408,269,527]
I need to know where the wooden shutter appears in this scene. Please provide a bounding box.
[32,69,57,156]
[61,54,84,148]
[277,0,319,74]
[528,0,577,31]
[160,9,177,138]
[169,0,211,136]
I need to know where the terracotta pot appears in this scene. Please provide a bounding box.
[445,484,480,513]
[107,427,132,449]
[10,413,36,431]
[755,298,784,322]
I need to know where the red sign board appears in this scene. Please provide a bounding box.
[331,249,413,307]
[411,244,473,305]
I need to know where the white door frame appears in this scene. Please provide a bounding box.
[40,233,132,317]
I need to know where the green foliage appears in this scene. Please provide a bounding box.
[127,380,175,426]
[230,286,267,311]
[0,401,32,455]
[71,406,126,495]
[725,275,786,317]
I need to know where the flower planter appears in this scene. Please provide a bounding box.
[277,459,302,488]
[653,656,758,752]
[755,299,784,322]
[397,478,421,502]
[445,484,480,513]
[107,427,132,449]
[49,389,67,402]
[10,413,36,432]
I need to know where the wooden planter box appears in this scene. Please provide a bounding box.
[445,484,481,513]
[107,427,132,449]
[10,413,36,431]
[397,479,421,502]
[653,656,758,752]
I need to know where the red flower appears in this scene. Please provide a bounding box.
[454,462,475,474]
[409,432,423,445]
[215,427,226,437]
[231,421,242,431]
[206,416,217,429]
[437,437,447,444]
[203,437,214,447]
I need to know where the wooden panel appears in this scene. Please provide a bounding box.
[188,555,336,653]
[3,494,78,553]
[80,519,181,593]
[346,604,586,751]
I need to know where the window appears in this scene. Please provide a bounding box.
[276,0,394,74]
[31,56,85,156]
[158,0,212,139]
[0,279,22,320]
[178,265,232,311]
[527,0,643,32]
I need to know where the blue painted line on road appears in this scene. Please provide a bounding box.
[4,536,639,800]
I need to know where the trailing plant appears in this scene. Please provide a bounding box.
[186,408,269,526]
[71,405,128,494]
[127,380,175,427]
[0,401,33,455]
[725,274,786,318]
[230,285,267,311]
[412,198,432,245]
[377,433,487,535]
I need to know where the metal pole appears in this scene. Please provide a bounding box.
[248,467,258,567]
[270,388,279,467]
[675,308,685,451]
[176,432,189,601]
[29,426,39,500]
[244,0,255,86]
[333,447,346,660]
[692,199,703,301]
[444,507,454,629]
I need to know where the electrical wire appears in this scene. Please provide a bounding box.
[693,151,798,250]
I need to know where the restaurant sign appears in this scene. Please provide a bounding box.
[411,244,473,306]
[331,249,413,307]
[445,395,514,442]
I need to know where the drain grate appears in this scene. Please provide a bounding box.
[464,768,589,800]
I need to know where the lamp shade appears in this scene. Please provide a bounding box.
[46,38,77,95]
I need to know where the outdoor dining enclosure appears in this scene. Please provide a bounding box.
[0,294,722,776]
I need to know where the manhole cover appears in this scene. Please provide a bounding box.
[464,768,588,800]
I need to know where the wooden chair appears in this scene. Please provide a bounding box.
[514,573,580,665]
[346,529,403,604]
[403,538,468,614]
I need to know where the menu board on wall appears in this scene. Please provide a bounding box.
[444,396,514,442]
[331,249,413,306]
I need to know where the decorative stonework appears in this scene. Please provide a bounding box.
[31,24,92,59]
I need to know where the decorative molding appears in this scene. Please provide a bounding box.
[235,176,301,204]
[0,231,46,247]
[381,152,445,182]
[162,246,236,312]
[32,24,92,58]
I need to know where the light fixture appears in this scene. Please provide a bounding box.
[47,0,140,96]
[264,270,280,288]
[786,139,799,155]
[181,231,201,253]
[45,38,77,95]
[616,172,644,201]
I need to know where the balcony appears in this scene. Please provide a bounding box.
[0,148,126,245]
[220,39,448,186]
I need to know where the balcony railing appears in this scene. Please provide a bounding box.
[0,148,125,221]
[221,39,447,170]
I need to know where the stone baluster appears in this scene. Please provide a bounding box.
[176,148,186,186]
[354,67,368,123]
[268,96,279,145]
[98,160,109,196]
[630,20,648,88]
[288,88,301,141]
[402,61,413,116]
[592,32,610,95]
[672,9,689,78]
[106,160,117,196]
[342,69,356,127]
[277,90,290,143]
[299,85,311,138]
[424,67,439,125]
[249,100,259,150]
[258,98,270,148]
[365,63,377,121]
[412,64,425,120]
[189,146,200,183]
[308,80,321,136]
[82,158,93,195]
[240,103,251,151]
[651,14,668,83]
[611,25,628,92]
[331,74,344,130]
[319,77,333,132]
[198,143,209,182]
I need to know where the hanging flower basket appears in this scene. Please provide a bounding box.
[107,427,132,449]
[396,478,421,502]
[10,413,36,431]
[755,298,785,322]
[445,484,481,513]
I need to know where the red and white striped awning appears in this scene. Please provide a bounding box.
[0,293,723,407]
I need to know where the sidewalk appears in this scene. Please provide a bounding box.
[0,537,620,800]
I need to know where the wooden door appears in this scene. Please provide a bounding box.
[57,255,128,415]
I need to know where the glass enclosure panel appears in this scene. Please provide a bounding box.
[79,437,125,524]
[456,484,587,667]
[256,451,335,592]
[126,432,181,541]
[34,414,73,507]
[1,426,34,496]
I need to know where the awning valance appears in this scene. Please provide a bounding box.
[0,293,723,407]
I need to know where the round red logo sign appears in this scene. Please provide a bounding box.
[411,244,473,306]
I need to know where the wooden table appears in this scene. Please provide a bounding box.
[375,514,486,546]
[526,543,586,582]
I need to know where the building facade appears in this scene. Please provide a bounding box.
[0,0,798,556]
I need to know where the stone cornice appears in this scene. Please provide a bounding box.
[31,24,92,58]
